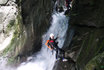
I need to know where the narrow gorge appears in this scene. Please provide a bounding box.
[0,0,104,70]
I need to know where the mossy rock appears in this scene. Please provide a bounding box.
[85,52,104,70]
[70,27,104,69]
[0,12,26,65]
[70,0,104,27]
[7,20,15,28]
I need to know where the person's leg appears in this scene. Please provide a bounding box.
[58,48,64,59]
[59,49,68,61]
[56,49,58,59]
[54,46,60,60]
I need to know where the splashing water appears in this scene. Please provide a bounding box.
[17,12,69,70]
[0,11,69,70]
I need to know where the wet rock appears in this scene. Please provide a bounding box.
[69,0,104,70]
[58,6,64,12]
[85,52,104,70]
[0,0,8,5]
[0,6,17,51]
[53,59,76,70]
[0,0,26,66]
[69,27,104,70]
[70,0,104,28]
[19,0,53,57]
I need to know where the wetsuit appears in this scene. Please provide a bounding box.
[48,37,59,59]
[48,37,65,60]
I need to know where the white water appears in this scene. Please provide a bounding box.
[0,11,69,70]
[17,12,69,70]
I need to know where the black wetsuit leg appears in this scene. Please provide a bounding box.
[57,48,65,60]
[53,46,59,59]
[56,48,58,59]
[54,47,65,60]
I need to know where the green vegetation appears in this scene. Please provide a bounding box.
[7,20,15,28]
[85,52,104,70]
[5,20,15,35]
[75,28,104,70]
[0,11,26,64]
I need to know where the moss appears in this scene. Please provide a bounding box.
[8,56,16,64]
[76,38,86,68]
[2,17,20,55]
[7,20,15,28]
[5,20,15,35]
[0,10,26,64]
[74,28,104,70]
[16,0,22,6]
[2,29,18,56]
[84,52,104,70]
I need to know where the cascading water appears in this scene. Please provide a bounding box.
[17,11,69,70]
[0,6,69,70]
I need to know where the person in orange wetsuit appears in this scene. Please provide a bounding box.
[45,33,59,59]
[45,33,67,61]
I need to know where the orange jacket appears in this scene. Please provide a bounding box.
[45,40,54,50]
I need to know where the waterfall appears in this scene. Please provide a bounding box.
[17,11,69,70]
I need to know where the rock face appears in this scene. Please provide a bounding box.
[0,0,26,65]
[19,0,53,58]
[0,0,8,4]
[69,0,104,70]
[0,0,104,70]
[71,0,104,28]
[0,6,17,49]
[0,0,53,65]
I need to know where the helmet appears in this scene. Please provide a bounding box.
[50,33,54,37]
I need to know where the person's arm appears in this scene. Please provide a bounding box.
[55,37,58,41]
[48,42,54,49]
